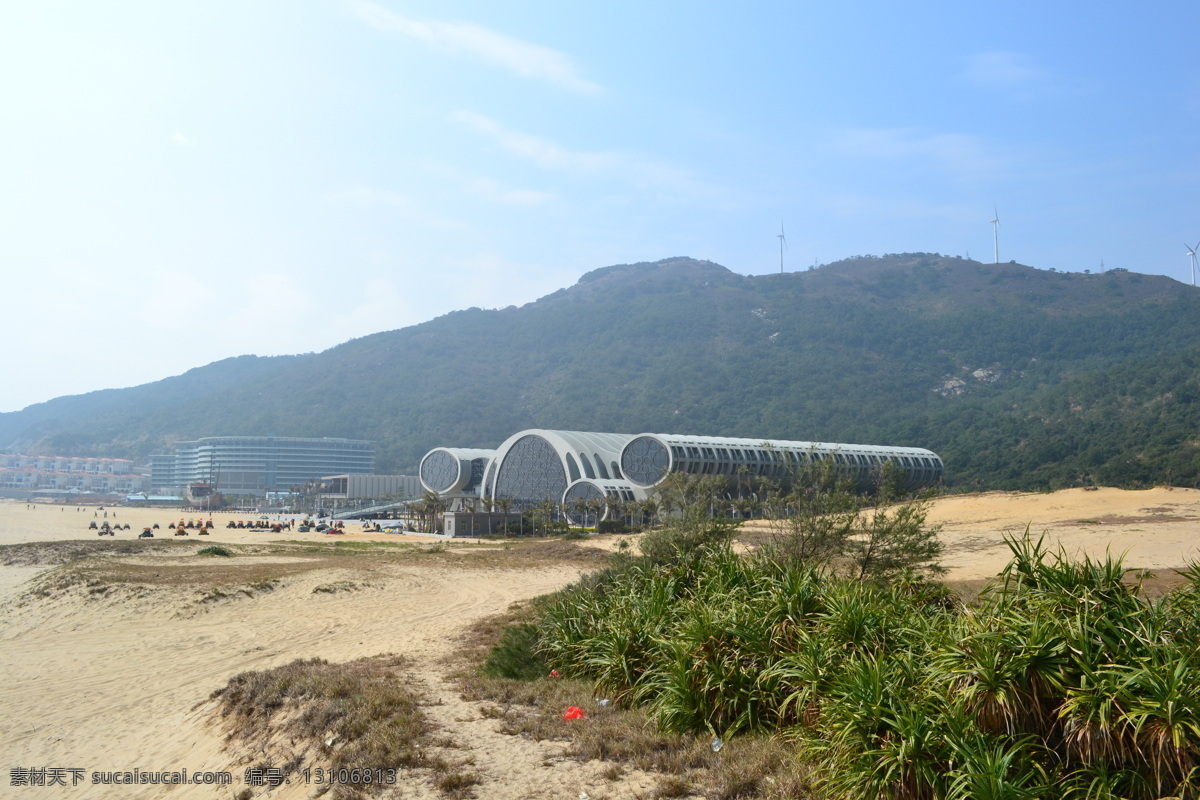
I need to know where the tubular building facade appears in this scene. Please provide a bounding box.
[418,447,496,511]
[420,428,943,513]
[620,434,943,491]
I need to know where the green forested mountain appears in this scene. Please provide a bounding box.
[4,254,1199,490]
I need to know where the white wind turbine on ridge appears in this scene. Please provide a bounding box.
[777,222,787,274]
[990,206,1000,264]
[1187,241,1200,287]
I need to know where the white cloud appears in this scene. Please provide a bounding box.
[820,193,978,221]
[448,251,570,310]
[329,186,462,229]
[452,110,612,172]
[467,178,554,206]
[347,0,600,95]
[329,186,416,208]
[831,128,1007,180]
[135,270,217,316]
[962,51,1061,100]
[451,111,711,199]
[240,272,314,315]
[171,132,199,146]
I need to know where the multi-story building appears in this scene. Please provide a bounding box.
[150,436,375,496]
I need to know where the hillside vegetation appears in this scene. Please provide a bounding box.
[3,254,1199,490]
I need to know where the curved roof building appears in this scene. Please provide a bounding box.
[480,430,638,509]
[422,429,944,512]
[620,434,943,491]
[419,448,495,495]
[562,477,648,522]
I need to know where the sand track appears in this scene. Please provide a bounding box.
[1,557,584,800]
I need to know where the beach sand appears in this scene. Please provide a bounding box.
[926,486,1200,578]
[2,488,1198,799]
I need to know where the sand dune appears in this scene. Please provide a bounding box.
[927,486,1200,578]
[2,488,1199,799]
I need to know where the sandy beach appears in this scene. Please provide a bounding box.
[2,488,1199,799]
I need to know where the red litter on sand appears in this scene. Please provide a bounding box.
[562,706,587,721]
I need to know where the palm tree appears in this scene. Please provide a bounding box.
[586,496,607,530]
[641,497,662,529]
[419,490,446,534]
[494,496,514,536]
[568,498,589,530]
[533,500,558,537]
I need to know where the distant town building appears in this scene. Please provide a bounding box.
[150,436,375,496]
[0,454,149,495]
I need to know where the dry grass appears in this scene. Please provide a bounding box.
[706,737,815,800]
[313,580,371,594]
[732,525,782,552]
[1125,566,1190,598]
[484,538,613,565]
[450,600,542,673]
[196,579,279,604]
[1072,513,1186,526]
[2,534,609,585]
[457,605,813,799]
[0,538,197,566]
[942,568,1192,605]
[462,674,809,797]
[40,556,336,591]
[652,774,692,798]
[10,536,603,614]
[22,538,600,591]
[212,655,481,797]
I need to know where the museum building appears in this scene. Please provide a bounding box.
[420,429,944,512]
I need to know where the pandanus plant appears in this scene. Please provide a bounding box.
[531,511,1200,800]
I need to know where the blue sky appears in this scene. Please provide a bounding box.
[2,1,1198,412]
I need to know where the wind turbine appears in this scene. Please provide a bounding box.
[990,206,1000,264]
[1187,242,1200,287]
[777,222,787,274]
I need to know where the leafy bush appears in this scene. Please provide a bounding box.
[637,518,740,567]
[535,532,1200,799]
[197,545,232,557]
[483,623,548,681]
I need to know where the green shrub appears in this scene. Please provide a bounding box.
[535,533,1200,800]
[197,545,232,557]
[483,623,549,681]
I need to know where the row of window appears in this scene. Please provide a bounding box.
[666,444,942,482]
[565,452,624,483]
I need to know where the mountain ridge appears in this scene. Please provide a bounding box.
[4,254,1197,490]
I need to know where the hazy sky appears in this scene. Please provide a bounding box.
[2,1,1198,413]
